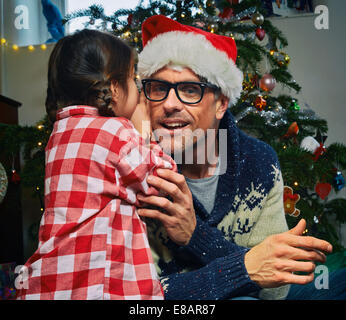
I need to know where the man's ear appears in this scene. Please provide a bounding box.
[110,81,119,104]
[215,94,229,120]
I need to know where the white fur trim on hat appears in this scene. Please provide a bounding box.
[138,31,243,105]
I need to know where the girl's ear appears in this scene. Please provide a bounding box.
[215,94,229,120]
[110,81,119,104]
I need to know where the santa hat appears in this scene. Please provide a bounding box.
[138,15,243,105]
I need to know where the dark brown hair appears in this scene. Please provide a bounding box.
[46,29,133,122]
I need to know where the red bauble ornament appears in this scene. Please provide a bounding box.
[259,73,276,92]
[255,27,265,41]
[315,182,332,200]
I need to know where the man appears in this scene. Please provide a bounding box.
[135,15,332,300]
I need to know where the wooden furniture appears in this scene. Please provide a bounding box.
[0,94,24,265]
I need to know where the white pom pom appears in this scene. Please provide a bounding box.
[300,136,320,153]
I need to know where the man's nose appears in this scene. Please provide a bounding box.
[162,88,184,113]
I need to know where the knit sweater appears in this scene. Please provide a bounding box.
[146,109,290,300]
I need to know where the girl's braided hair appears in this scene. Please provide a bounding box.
[46,29,133,122]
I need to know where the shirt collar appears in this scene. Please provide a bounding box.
[56,105,99,120]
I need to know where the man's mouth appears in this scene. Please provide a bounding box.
[160,120,190,130]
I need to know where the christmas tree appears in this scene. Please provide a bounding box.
[0,0,345,251]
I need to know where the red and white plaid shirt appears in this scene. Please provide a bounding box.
[16,106,176,300]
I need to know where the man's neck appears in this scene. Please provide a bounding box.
[179,137,219,179]
[180,161,219,179]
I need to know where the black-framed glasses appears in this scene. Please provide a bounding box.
[141,79,220,105]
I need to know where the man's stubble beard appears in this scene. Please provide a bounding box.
[153,128,208,165]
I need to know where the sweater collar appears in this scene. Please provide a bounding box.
[56,106,99,120]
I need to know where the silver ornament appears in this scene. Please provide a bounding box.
[251,12,264,26]
[0,162,8,204]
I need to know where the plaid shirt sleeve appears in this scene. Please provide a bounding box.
[16,110,176,300]
[115,118,177,204]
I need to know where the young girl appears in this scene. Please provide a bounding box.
[16,29,176,300]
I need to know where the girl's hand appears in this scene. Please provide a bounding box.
[130,91,152,141]
[137,169,197,246]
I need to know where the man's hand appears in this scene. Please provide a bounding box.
[244,219,333,288]
[137,169,197,246]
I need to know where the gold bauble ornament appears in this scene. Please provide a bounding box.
[251,12,264,26]
[208,24,218,33]
[284,54,290,65]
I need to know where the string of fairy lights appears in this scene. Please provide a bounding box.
[0,37,48,52]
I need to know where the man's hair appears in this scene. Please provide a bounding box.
[198,75,221,101]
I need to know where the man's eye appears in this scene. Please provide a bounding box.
[152,85,167,92]
[179,84,200,95]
